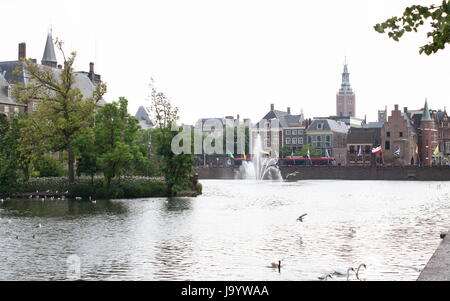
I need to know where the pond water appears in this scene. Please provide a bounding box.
[1,180,449,281]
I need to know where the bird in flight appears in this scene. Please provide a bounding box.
[297,214,308,222]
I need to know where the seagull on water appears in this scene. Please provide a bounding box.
[297,214,308,222]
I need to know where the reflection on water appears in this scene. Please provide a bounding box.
[1,180,449,281]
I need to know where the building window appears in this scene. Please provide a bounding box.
[399,132,403,138]
[299,130,304,135]
[317,123,323,130]
[385,141,391,150]
[350,146,356,154]
[292,138,298,144]
[299,137,304,144]
[308,136,312,144]
[286,130,291,135]
[14,107,20,113]
[292,130,297,135]
[32,103,38,112]
[4,106,9,113]
[286,138,291,145]
[387,132,391,138]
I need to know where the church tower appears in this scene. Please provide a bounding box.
[420,99,438,167]
[336,60,356,117]
[41,30,57,68]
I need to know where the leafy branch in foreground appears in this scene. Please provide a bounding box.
[374,1,450,55]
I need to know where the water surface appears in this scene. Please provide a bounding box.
[1,180,449,281]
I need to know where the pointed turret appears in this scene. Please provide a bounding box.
[42,30,57,68]
[339,62,353,94]
[336,58,356,118]
[422,99,432,121]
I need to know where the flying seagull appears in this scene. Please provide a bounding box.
[297,214,308,222]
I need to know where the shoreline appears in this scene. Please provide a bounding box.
[196,166,450,181]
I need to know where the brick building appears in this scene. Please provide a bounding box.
[382,105,419,166]
[336,61,356,118]
[347,124,383,165]
[419,100,439,167]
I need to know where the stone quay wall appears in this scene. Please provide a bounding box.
[196,166,450,181]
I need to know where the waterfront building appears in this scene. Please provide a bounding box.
[0,30,106,117]
[306,119,348,165]
[257,104,307,155]
[336,61,356,118]
[378,107,388,123]
[382,105,419,166]
[314,115,366,128]
[135,106,154,130]
[347,124,383,165]
[419,100,439,167]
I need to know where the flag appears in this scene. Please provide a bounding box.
[357,146,363,157]
[243,153,247,160]
[325,149,330,158]
[372,146,382,154]
[394,146,401,157]
[434,146,440,156]
[416,145,419,154]
[307,148,311,159]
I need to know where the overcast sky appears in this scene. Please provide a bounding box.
[1,0,448,125]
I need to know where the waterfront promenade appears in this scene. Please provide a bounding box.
[418,230,450,281]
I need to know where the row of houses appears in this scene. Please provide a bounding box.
[253,101,449,167]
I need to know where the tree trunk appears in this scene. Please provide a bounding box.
[68,146,75,183]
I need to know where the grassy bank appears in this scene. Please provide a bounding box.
[1,177,202,199]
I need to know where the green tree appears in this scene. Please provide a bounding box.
[294,144,323,158]
[279,146,293,158]
[0,116,21,192]
[375,1,450,55]
[74,129,100,183]
[150,83,194,196]
[94,97,144,187]
[12,39,107,183]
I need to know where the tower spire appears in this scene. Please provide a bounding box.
[42,29,57,68]
[422,98,432,121]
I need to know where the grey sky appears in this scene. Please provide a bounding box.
[1,0,448,125]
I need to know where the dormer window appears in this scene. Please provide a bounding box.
[317,123,324,130]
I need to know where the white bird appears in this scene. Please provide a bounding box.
[318,274,333,281]
[36,224,42,228]
[356,264,367,280]
[297,214,308,222]
[92,200,97,204]
[333,267,356,281]
[75,197,82,200]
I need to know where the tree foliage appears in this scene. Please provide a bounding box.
[94,97,145,187]
[0,115,21,192]
[150,83,194,196]
[374,1,450,55]
[13,39,107,182]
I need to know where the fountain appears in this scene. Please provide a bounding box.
[239,134,282,180]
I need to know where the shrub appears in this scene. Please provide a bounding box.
[34,156,65,178]
[195,183,203,194]
[68,183,95,199]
